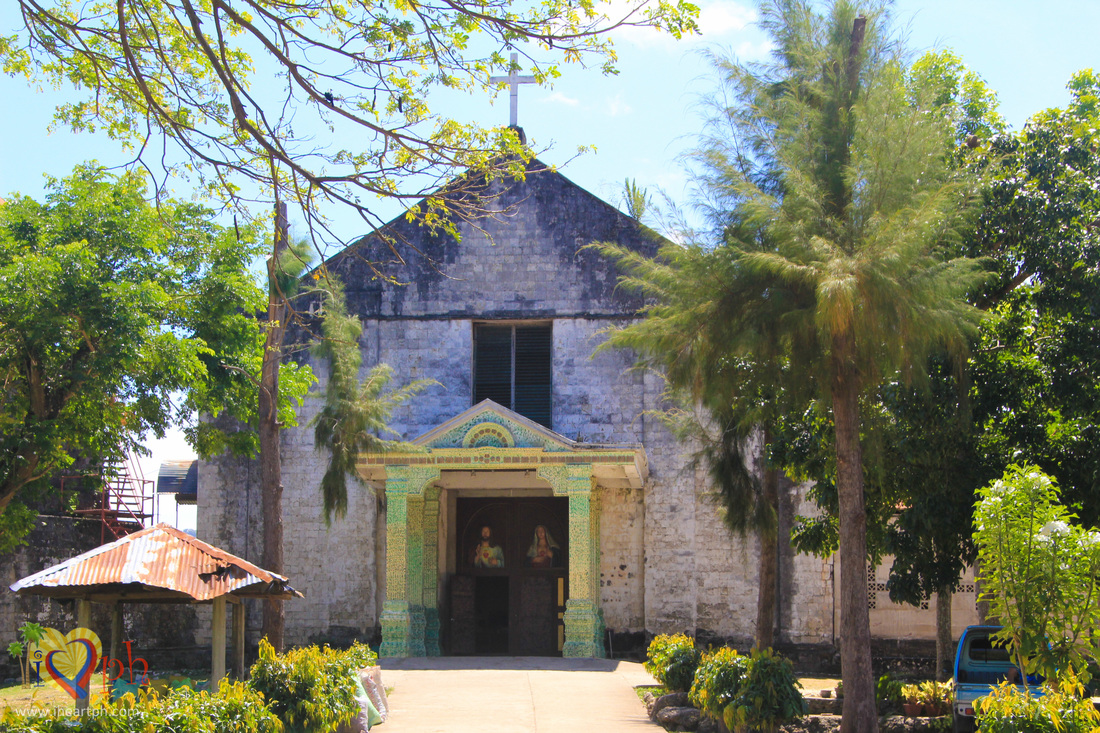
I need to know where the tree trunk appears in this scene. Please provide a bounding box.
[260,201,289,652]
[0,453,42,516]
[831,339,877,733]
[936,584,953,681]
[755,465,779,650]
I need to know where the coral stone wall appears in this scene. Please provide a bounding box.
[194,164,967,656]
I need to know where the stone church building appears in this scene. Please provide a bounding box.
[197,157,978,659]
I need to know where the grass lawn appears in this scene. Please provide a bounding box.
[0,678,99,712]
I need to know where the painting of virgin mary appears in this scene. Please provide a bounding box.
[525,525,561,567]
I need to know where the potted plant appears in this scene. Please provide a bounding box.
[901,684,924,717]
[918,680,951,716]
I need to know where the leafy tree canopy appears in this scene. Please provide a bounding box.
[599,3,990,727]
[0,164,305,550]
[2,0,698,250]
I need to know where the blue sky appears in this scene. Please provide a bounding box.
[1,0,1097,524]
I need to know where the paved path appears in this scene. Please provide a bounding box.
[377,657,658,732]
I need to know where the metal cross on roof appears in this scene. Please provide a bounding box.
[489,53,536,128]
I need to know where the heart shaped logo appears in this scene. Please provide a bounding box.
[33,627,102,701]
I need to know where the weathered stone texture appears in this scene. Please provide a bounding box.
[195,164,967,656]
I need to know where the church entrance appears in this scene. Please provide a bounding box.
[448,497,568,656]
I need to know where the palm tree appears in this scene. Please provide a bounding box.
[595,237,791,651]
[602,2,990,730]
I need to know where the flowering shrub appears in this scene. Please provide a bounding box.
[974,465,1100,683]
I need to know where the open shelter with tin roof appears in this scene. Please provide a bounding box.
[9,523,301,687]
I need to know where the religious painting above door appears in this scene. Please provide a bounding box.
[525,525,561,568]
[471,525,505,568]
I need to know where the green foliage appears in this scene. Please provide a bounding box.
[908,50,1005,147]
[0,681,282,733]
[158,681,284,733]
[974,465,1100,683]
[917,680,952,715]
[689,647,748,718]
[975,677,1100,733]
[644,634,700,693]
[966,69,1100,528]
[875,674,904,708]
[247,638,377,733]
[5,0,698,249]
[310,279,435,522]
[0,165,279,548]
[6,623,46,688]
[721,647,803,733]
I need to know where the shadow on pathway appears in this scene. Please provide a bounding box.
[377,656,657,732]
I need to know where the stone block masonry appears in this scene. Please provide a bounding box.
[195,161,963,658]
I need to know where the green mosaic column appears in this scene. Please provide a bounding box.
[380,476,410,657]
[406,493,426,657]
[382,465,440,658]
[562,463,605,658]
[423,485,442,656]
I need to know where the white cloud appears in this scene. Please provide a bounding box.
[606,0,756,49]
[543,91,580,107]
[697,0,755,37]
[605,93,633,117]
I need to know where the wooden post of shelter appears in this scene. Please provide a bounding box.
[212,596,227,687]
[232,599,246,679]
[110,603,123,665]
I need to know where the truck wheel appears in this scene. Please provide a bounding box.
[953,713,975,733]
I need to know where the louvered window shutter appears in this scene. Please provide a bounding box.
[473,323,552,428]
[514,325,552,427]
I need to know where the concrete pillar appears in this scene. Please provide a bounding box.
[232,600,246,679]
[380,475,411,657]
[212,597,227,687]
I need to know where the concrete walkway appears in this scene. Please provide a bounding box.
[377,657,658,732]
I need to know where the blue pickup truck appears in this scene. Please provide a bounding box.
[952,625,1042,733]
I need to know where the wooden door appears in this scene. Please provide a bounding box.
[449,497,567,655]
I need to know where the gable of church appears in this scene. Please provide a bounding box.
[323,159,659,320]
[413,399,577,451]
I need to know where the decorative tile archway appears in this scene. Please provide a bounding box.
[358,400,647,658]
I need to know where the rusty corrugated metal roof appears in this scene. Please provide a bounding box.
[9,524,302,602]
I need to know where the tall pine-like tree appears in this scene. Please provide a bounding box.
[600,2,989,729]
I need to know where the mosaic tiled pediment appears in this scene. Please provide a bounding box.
[413,400,576,451]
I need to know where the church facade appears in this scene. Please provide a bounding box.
[197,160,977,658]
